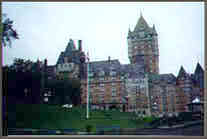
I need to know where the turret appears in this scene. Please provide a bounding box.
[152,24,158,36]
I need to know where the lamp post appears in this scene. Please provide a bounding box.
[86,52,90,119]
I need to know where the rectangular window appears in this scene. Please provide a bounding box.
[110,71,116,76]
[99,71,105,76]
[100,77,104,81]
[99,96,104,103]
[88,72,93,77]
[111,97,116,103]
[100,83,104,87]
[112,91,116,97]
[111,77,116,80]
[99,88,105,92]
[112,87,116,97]
[112,82,116,86]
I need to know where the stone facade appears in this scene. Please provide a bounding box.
[128,13,159,74]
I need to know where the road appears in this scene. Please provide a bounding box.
[121,124,204,136]
[98,123,204,136]
[8,123,204,136]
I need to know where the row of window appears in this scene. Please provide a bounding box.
[97,97,119,103]
[89,71,117,77]
[58,63,74,69]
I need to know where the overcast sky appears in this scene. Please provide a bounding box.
[2,2,204,76]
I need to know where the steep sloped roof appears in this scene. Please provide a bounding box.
[81,59,121,78]
[194,62,204,75]
[149,73,176,85]
[65,39,76,53]
[120,64,145,78]
[193,63,204,89]
[134,14,149,31]
[177,66,187,78]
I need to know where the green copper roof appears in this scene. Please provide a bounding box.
[134,14,149,31]
[177,66,187,78]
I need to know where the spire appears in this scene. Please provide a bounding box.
[128,27,131,34]
[128,26,131,32]
[152,24,157,35]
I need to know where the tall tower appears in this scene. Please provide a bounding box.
[127,13,159,74]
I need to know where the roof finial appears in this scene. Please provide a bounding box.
[128,25,131,32]
[140,10,142,17]
[196,54,199,63]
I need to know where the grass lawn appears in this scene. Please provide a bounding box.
[8,104,153,131]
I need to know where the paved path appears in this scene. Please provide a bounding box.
[158,120,203,129]
[8,122,204,136]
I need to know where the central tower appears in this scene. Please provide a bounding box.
[127,13,159,74]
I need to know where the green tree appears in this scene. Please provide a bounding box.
[46,78,82,106]
[1,14,19,47]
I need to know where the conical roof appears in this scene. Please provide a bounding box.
[193,62,204,89]
[152,24,157,35]
[65,39,76,52]
[194,62,204,75]
[177,66,187,78]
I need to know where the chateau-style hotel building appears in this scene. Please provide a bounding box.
[54,13,204,117]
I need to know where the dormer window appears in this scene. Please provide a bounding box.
[110,71,116,76]
[99,71,105,76]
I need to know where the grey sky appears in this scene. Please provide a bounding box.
[2,2,204,76]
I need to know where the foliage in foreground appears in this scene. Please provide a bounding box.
[1,14,19,47]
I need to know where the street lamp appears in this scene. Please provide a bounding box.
[86,52,90,119]
[24,88,28,96]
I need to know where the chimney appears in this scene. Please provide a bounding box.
[78,40,82,51]
[108,56,111,63]
[36,58,40,71]
[44,59,48,66]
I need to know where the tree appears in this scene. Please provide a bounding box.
[11,58,33,71]
[45,78,82,106]
[3,58,43,104]
[1,14,19,47]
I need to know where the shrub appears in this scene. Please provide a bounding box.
[179,112,193,121]
[85,124,94,133]
[143,116,154,123]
